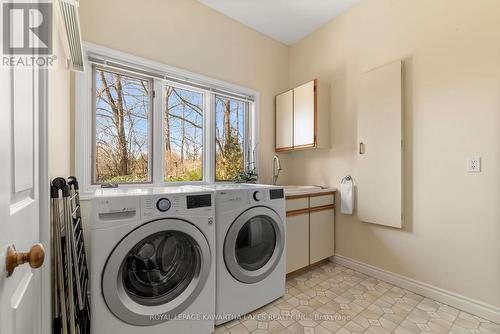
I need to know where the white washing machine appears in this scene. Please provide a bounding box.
[90,187,215,334]
[212,184,286,325]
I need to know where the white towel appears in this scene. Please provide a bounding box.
[340,176,354,214]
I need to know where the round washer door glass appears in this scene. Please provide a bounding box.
[102,219,211,326]
[224,207,284,284]
[122,231,197,306]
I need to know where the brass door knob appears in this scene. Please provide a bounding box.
[6,243,45,277]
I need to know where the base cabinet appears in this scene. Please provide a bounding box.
[285,192,335,275]
[285,213,309,273]
[309,208,335,264]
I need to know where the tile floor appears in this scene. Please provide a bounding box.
[215,262,500,334]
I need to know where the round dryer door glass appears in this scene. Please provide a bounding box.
[121,231,199,306]
[224,207,285,284]
[102,219,211,326]
[235,215,276,271]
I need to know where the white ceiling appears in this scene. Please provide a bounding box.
[197,0,360,45]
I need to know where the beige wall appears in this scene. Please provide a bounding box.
[78,0,291,183]
[75,0,500,310]
[286,0,500,307]
[49,20,72,178]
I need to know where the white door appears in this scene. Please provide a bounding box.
[0,63,45,333]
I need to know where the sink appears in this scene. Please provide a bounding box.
[282,185,323,195]
[283,185,322,191]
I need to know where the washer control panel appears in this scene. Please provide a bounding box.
[156,198,171,212]
[143,196,180,218]
[187,194,212,209]
[142,192,214,218]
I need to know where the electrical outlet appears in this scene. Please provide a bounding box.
[467,157,481,173]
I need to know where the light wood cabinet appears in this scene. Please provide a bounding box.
[285,192,335,275]
[275,79,330,152]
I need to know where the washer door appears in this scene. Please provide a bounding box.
[102,219,211,326]
[224,206,284,284]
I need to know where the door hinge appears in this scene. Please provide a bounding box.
[153,90,156,98]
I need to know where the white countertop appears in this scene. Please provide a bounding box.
[92,185,215,197]
[283,185,337,196]
[86,183,335,199]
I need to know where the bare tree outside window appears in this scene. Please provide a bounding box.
[92,63,253,185]
[164,85,204,182]
[215,96,246,181]
[94,66,151,184]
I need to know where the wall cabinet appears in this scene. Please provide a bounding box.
[275,79,330,152]
[285,192,335,275]
[358,60,403,228]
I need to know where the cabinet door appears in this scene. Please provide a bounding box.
[293,80,316,148]
[285,213,309,274]
[275,89,293,151]
[358,60,403,228]
[309,208,334,264]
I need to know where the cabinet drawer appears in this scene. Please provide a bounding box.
[309,208,334,263]
[310,193,334,208]
[286,196,309,211]
[285,213,309,274]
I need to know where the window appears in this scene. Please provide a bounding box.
[93,66,152,184]
[215,95,247,181]
[79,48,258,192]
[164,85,204,182]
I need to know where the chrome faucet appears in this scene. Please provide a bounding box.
[272,155,282,185]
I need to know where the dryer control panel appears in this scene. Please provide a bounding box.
[269,188,284,200]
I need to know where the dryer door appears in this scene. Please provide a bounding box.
[102,218,211,326]
[224,206,285,284]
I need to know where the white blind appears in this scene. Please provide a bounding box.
[87,55,255,102]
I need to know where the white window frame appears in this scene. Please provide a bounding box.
[75,43,259,196]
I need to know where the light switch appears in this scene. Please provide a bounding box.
[467,157,481,173]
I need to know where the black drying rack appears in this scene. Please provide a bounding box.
[50,176,90,334]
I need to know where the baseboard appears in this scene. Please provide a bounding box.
[332,254,500,324]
